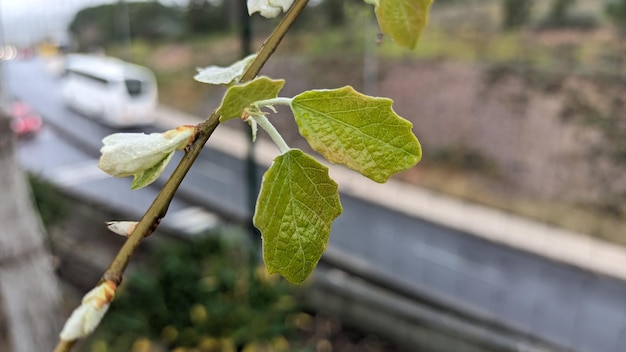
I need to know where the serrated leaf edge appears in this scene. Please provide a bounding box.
[254,150,342,284]
[291,86,421,183]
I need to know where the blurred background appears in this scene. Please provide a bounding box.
[2,0,626,351]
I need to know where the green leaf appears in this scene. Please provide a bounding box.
[371,0,433,49]
[194,54,257,85]
[131,151,174,190]
[254,149,342,284]
[291,86,421,183]
[217,77,285,122]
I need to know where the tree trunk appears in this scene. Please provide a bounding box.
[0,112,63,351]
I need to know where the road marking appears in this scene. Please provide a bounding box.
[50,159,108,187]
[167,206,219,235]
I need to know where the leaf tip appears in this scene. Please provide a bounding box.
[130,176,145,190]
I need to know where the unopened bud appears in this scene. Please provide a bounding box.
[106,221,138,237]
[247,0,295,18]
[98,125,195,189]
[59,280,117,341]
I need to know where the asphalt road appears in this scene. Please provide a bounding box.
[6,57,626,352]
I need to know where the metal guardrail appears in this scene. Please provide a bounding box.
[316,247,562,352]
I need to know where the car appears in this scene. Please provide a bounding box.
[10,100,43,138]
[61,54,158,127]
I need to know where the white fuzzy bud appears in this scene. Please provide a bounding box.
[195,54,257,85]
[98,125,195,189]
[59,281,116,341]
[106,221,138,237]
[247,0,295,18]
[99,126,194,177]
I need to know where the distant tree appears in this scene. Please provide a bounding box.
[69,1,183,51]
[127,1,184,40]
[69,4,113,50]
[539,0,597,30]
[502,0,534,30]
[548,0,576,21]
[323,0,345,27]
[186,0,230,35]
[607,0,626,31]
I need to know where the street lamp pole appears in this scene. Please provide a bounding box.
[240,0,259,240]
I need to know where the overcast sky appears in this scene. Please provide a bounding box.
[0,0,188,45]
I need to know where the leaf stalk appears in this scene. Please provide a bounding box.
[254,97,293,108]
[252,114,291,154]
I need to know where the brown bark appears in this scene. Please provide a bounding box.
[0,112,62,351]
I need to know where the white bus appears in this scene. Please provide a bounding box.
[60,54,158,127]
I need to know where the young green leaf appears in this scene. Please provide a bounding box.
[254,149,342,284]
[217,77,285,122]
[291,86,421,183]
[369,0,433,49]
[131,151,175,190]
[194,54,257,85]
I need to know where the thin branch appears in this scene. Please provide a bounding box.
[53,340,75,352]
[53,1,309,351]
[240,0,309,83]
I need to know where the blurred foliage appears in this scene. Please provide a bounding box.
[69,1,184,51]
[86,229,302,351]
[486,62,567,92]
[548,0,577,22]
[501,0,534,30]
[69,0,366,52]
[537,0,598,30]
[432,0,464,4]
[28,173,69,228]
[559,80,626,216]
[321,0,347,27]
[250,0,365,34]
[185,0,231,36]
[606,0,626,30]
[430,146,501,177]
[561,83,626,162]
